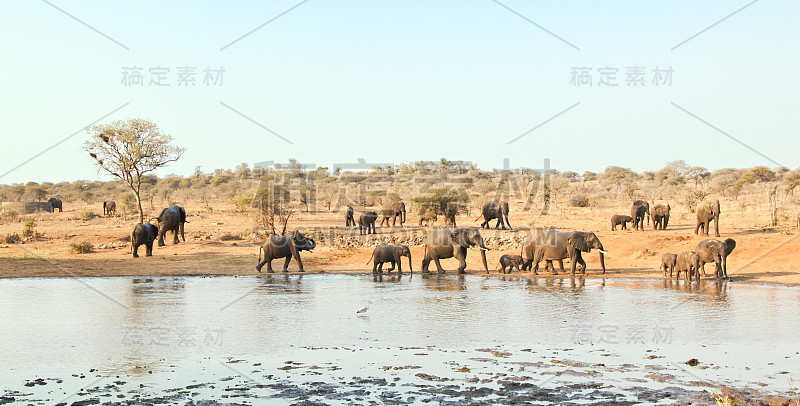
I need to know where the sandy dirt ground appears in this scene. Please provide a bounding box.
[1,198,799,285]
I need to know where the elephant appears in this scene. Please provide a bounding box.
[379,201,406,227]
[477,201,511,230]
[497,254,524,274]
[156,205,187,246]
[631,204,648,231]
[345,206,356,227]
[130,223,158,258]
[421,227,489,274]
[660,252,677,277]
[522,229,606,275]
[47,197,62,213]
[610,214,632,231]
[695,238,736,278]
[366,244,412,274]
[103,200,116,217]
[443,205,458,227]
[675,251,700,282]
[359,211,378,235]
[256,231,317,273]
[418,209,437,226]
[652,204,671,230]
[633,200,650,225]
[695,199,721,237]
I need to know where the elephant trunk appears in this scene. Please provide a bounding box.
[481,249,488,273]
[308,238,316,250]
[407,254,413,273]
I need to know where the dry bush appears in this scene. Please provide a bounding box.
[567,194,590,207]
[68,241,94,254]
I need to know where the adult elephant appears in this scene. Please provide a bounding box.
[421,227,489,274]
[359,211,378,235]
[695,199,721,237]
[631,204,648,231]
[344,206,356,227]
[477,201,511,230]
[379,201,406,227]
[366,244,412,274]
[156,205,187,246]
[256,231,316,273]
[47,197,62,213]
[695,238,736,278]
[522,229,606,275]
[652,204,670,230]
[633,200,650,225]
[130,223,158,258]
[418,208,437,226]
[103,200,116,217]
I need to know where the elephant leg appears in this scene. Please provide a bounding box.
[421,257,431,273]
[570,253,578,275]
[433,256,446,274]
[146,243,153,257]
[577,256,587,274]
[158,231,166,247]
[132,243,139,258]
[265,258,275,273]
[456,247,467,274]
[373,261,379,274]
[173,229,179,244]
[721,256,728,278]
[377,262,384,274]
[555,260,564,274]
[700,263,707,277]
[387,261,395,272]
[282,256,292,272]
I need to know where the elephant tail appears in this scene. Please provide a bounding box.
[365,252,374,266]
[258,246,263,263]
[474,214,483,222]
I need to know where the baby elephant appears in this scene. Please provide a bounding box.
[611,214,633,231]
[675,251,700,282]
[366,244,412,274]
[497,254,524,274]
[131,223,158,258]
[660,252,677,277]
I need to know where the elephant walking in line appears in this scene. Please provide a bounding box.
[631,204,648,231]
[633,200,650,225]
[156,205,187,246]
[256,231,316,273]
[366,244,412,274]
[47,197,62,213]
[652,204,671,230]
[695,199,721,237]
[379,201,406,227]
[522,229,606,275]
[497,254,524,274]
[359,211,378,235]
[696,238,736,278]
[131,223,158,258]
[610,214,632,231]
[421,227,489,274]
[418,208,437,226]
[661,253,677,277]
[477,201,511,230]
[103,200,116,217]
[345,206,356,227]
[675,251,700,282]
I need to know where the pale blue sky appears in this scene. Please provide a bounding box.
[1,0,797,184]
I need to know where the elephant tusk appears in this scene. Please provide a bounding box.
[479,247,489,251]
[599,250,609,255]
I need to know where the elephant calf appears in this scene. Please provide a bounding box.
[256,231,316,273]
[497,254,524,274]
[675,251,700,282]
[359,211,378,235]
[366,244,412,274]
[660,252,677,278]
[610,214,632,231]
[131,223,158,258]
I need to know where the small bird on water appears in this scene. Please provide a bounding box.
[356,305,369,314]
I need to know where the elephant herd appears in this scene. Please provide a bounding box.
[611,199,720,237]
[129,205,188,258]
[347,200,513,235]
[661,238,736,282]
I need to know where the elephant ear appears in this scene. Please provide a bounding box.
[451,230,469,248]
[567,232,590,253]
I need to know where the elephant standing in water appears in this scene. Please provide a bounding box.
[421,227,489,274]
[344,206,356,226]
[660,252,677,277]
[379,201,406,227]
[631,204,648,231]
[47,197,62,213]
[366,244,412,274]
[256,231,316,273]
[696,238,736,278]
[477,201,511,230]
[130,223,158,258]
[497,254,524,274]
[675,251,700,282]
[695,199,721,237]
[359,211,378,235]
[633,200,650,225]
[652,204,670,230]
[103,200,116,217]
[157,205,187,246]
[522,229,606,275]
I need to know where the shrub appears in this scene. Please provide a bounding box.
[79,209,99,221]
[3,233,21,244]
[567,194,590,207]
[69,241,94,254]
[218,233,243,241]
[2,210,18,221]
[232,195,253,213]
[684,190,709,213]
[22,220,40,239]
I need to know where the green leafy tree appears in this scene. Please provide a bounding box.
[86,119,185,223]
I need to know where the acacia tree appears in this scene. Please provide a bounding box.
[85,119,185,223]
